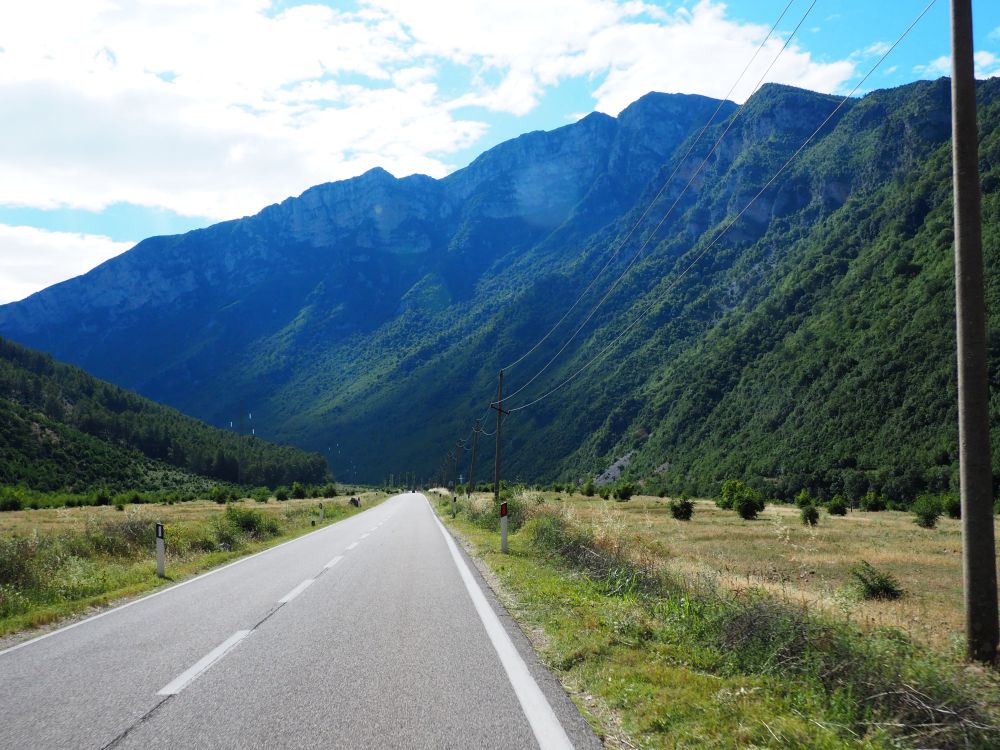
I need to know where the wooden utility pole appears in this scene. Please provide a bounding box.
[952,0,999,662]
[469,420,481,497]
[237,400,245,487]
[491,371,509,553]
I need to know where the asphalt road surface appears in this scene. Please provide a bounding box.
[0,493,601,749]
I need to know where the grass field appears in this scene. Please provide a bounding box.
[435,489,1000,749]
[0,491,385,639]
[559,495,1000,652]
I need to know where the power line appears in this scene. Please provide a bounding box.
[498,0,798,376]
[452,0,807,463]
[506,0,937,414]
[498,0,819,407]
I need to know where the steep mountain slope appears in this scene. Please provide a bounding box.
[0,337,329,492]
[1,79,998,499]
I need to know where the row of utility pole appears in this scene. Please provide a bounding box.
[432,0,997,663]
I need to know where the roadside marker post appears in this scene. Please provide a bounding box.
[155,522,165,578]
[500,501,508,554]
[319,502,324,522]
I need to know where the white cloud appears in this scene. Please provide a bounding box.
[0,0,859,225]
[974,51,1000,79]
[914,52,1000,80]
[0,224,133,303]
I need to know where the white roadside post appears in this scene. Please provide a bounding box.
[500,500,508,554]
[155,522,165,578]
[319,502,324,522]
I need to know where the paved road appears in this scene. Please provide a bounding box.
[0,493,600,749]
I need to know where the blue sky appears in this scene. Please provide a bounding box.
[1,0,999,302]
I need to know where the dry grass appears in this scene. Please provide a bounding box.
[0,492,382,537]
[549,494,999,652]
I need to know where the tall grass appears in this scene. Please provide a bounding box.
[525,505,1000,749]
[1,506,282,621]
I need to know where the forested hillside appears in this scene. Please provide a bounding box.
[0,337,329,492]
[1,78,998,501]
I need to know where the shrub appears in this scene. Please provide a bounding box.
[735,491,765,520]
[669,497,694,520]
[860,491,887,512]
[721,480,765,519]
[850,561,903,600]
[210,486,230,504]
[598,486,611,500]
[0,496,23,512]
[94,490,111,506]
[275,486,289,502]
[465,487,529,533]
[827,495,848,516]
[321,483,337,498]
[251,487,270,503]
[613,481,634,501]
[222,505,281,539]
[794,489,814,508]
[582,478,595,497]
[291,482,306,499]
[801,504,819,526]
[942,494,961,519]
[912,495,941,529]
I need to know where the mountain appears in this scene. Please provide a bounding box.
[0,337,329,492]
[2,79,999,501]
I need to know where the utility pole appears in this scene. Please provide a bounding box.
[237,400,245,487]
[469,419,481,497]
[491,371,509,553]
[952,0,998,662]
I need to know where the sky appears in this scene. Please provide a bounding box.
[1,0,1000,304]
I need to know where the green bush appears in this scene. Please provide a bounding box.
[321,483,337,498]
[850,560,903,600]
[291,482,306,499]
[613,481,634,501]
[94,490,111,506]
[912,495,941,529]
[275,486,289,501]
[582,478,595,497]
[794,489,814,508]
[598,486,611,500]
[860,491,887,512]
[668,497,694,520]
[826,495,847,515]
[210,485,230,504]
[801,504,819,526]
[0,494,23,512]
[942,494,961,519]
[222,505,281,539]
[720,480,765,519]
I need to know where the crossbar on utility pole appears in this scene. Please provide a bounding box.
[951,0,998,663]
[491,371,509,553]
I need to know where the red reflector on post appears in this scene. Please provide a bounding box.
[500,501,508,518]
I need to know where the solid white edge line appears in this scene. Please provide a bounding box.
[428,502,575,750]
[157,630,251,696]
[0,500,386,659]
[278,578,315,604]
[324,555,344,570]
[346,542,359,550]
[360,533,370,539]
